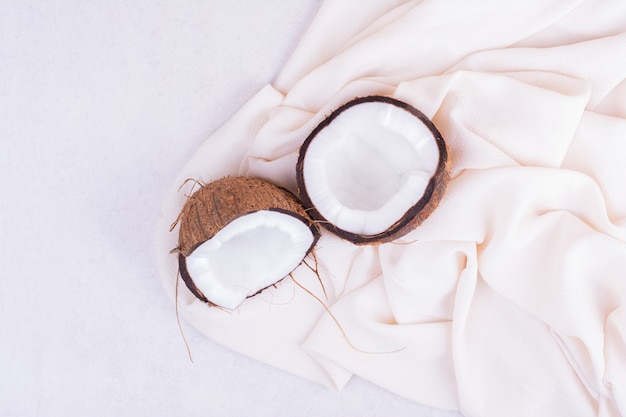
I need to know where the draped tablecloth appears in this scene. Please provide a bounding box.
[156,1,626,415]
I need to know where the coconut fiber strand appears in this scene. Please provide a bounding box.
[157,1,626,416]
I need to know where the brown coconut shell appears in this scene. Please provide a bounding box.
[174,176,319,304]
[296,95,450,245]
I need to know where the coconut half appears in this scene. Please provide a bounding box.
[296,96,449,244]
[174,176,319,310]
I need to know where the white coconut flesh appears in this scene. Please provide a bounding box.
[184,210,315,310]
[302,101,440,236]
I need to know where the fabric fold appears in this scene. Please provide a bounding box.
[304,277,461,411]
[280,0,585,111]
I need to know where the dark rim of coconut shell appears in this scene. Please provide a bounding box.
[178,207,320,305]
[295,95,449,245]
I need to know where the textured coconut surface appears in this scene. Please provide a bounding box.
[175,176,318,309]
[176,176,314,256]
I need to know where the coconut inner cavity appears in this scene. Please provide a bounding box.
[303,102,440,236]
[184,210,315,310]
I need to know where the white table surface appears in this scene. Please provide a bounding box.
[0,2,463,416]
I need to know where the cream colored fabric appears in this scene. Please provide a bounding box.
[156,1,626,415]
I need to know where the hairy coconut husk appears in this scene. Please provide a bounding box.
[176,176,316,256]
[296,95,450,245]
[173,176,319,305]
